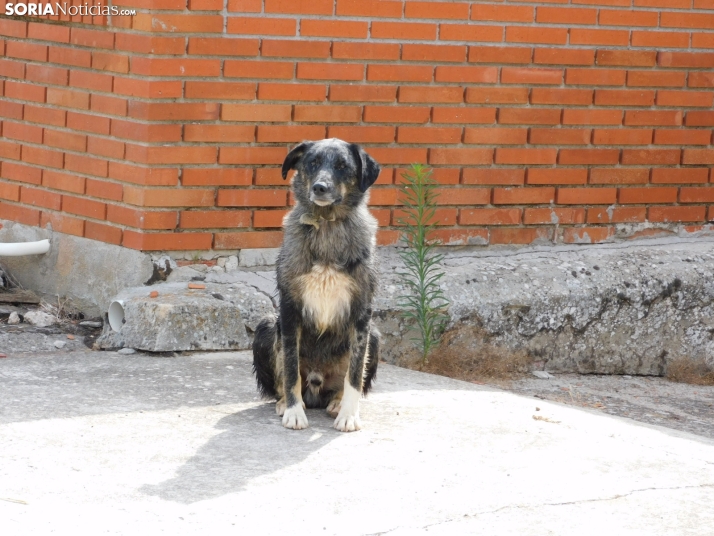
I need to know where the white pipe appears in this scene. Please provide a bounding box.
[108,300,125,332]
[0,239,50,256]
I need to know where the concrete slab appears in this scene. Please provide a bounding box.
[1,351,713,535]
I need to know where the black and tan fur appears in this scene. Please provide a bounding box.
[252,138,381,432]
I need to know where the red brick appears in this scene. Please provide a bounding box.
[692,33,714,49]
[0,18,27,38]
[473,4,533,22]
[109,163,178,187]
[0,202,40,226]
[529,128,591,145]
[42,170,85,194]
[336,0,403,18]
[84,221,122,245]
[92,52,129,74]
[402,44,466,63]
[226,16,296,36]
[113,79,183,99]
[634,32,690,52]
[571,29,629,46]
[215,231,283,249]
[123,231,213,251]
[562,227,614,244]
[69,70,113,92]
[506,26,568,45]
[679,188,714,203]
[5,41,47,62]
[3,121,42,144]
[464,128,527,145]
[107,206,177,230]
[368,148,428,165]
[566,68,626,86]
[332,42,400,61]
[499,108,561,125]
[659,52,714,69]
[224,60,294,80]
[435,188,491,206]
[502,67,562,85]
[70,28,114,49]
[429,148,493,165]
[25,64,68,86]
[649,206,706,222]
[393,207,457,226]
[131,57,220,77]
[124,186,215,208]
[624,111,682,126]
[133,14,223,33]
[682,149,714,165]
[686,109,714,126]
[0,141,22,162]
[297,63,364,81]
[557,188,617,205]
[399,86,463,103]
[222,104,292,122]
[91,95,128,117]
[599,9,658,27]
[301,20,368,39]
[21,186,61,210]
[432,107,497,124]
[398,127,462,144]
[0,59,25,80]
[262,40,331,59]
[587,207,647,223]
[689,72,714,88]
[219,147,287,165]
[189,0,224,10]
[593,129,652,145]
[531,88,593,105]
[1,162,41,185]
[252,169,289,187]
[256,125,326,142]
[111,121,181,143]
[619,187,677,204]
[659,91,714,108]
[654,130,711,145]
[114,34,186,55]
[184,81,255,101]
[536,7,596,24]
[65,153,108,178]
[327,126,396,144]
[24,105,65,127]
[469,46,533,64]
[187,38,259,56]
[488,228,551,245]
[367,65,433,83]
[297,104,363,123]
[628,71,687,88]
[62,195,107,219]
[46,88,89,110]
[406,1,469,19]
[363,106,431,124]
[459,208,521,226]
[265,0,333,14]
[652,168,709,184]
[463,169,525,186]
[185,125,255,143]
[527,169,588,185]
[558,149,619,165]
[493,187,555,205]
[180,210,251,229]
[183,168,253,187]
[533,48,594,66]
[590,168,649,184]
[372,21,437,40]
[129,102,219,122]
[0,181,20,202]
[258,83,325,102]
[126,145,217,166]
[495,148,557,165]
[440,24,503,43]
[563,109,622,125]
[524,207,585,224]
[87,137,124,161]
[466,87,528,104]
[22,146,63,169]
[53,42,95,73]
[594,89,655,106]
[597,50,656,67]
[217,189,287,207]
[660,12,714,30]
[435,66,498,84]
[5,82,45,103]
[39,212,84,237]
[0,101,24,121]
[622,149,681,165]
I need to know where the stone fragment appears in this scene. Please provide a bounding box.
[8,312,20,324]
[54,340,66,349]
[238,248,279,268]
[23,311,57,327]
[532,371,553,379]
[80,321,103,328]
[117,348,136,355]
[225,255,238,272]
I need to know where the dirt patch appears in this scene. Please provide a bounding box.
[666,356,714,386]
[397,324,532,386]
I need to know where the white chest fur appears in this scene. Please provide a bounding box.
[298,264,356,333]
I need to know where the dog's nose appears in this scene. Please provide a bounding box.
[312,182,329,195]
[309,377,323,387]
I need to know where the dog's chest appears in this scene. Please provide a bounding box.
[297,264,356,333]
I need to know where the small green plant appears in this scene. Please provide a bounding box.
[396,164,449,363]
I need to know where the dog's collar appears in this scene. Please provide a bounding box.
[299,212,336,230]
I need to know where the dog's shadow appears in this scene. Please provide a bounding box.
[140,403,337,504]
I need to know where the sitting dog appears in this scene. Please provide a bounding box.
[252,138,381,432]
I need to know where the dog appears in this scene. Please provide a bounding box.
[252,138,381,432]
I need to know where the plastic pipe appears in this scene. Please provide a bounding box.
[108,300,125,332]
[0,239,50,257]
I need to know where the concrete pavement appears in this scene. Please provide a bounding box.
[1,350,713,535]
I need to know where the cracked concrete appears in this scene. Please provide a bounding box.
[1,350,712,535]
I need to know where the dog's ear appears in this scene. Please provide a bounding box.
[349,143,381,193]
[282,141,314,180]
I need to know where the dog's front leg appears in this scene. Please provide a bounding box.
[280,298,308,430]
[334,311,371,432]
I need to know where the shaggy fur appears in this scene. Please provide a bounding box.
[252,138,381,432]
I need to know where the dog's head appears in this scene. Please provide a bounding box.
[281,138,380,208]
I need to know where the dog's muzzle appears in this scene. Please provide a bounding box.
[310,181,341,206]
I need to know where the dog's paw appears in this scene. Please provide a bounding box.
[275,398,286,416]
[333,412,361,432]
[282,405,309,430]
[326,398,341,418]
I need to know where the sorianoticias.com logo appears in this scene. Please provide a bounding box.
[5,3,136,16]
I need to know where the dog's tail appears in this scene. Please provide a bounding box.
[362,328,380,395]
[252,315,280,399]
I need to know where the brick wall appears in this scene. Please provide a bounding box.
[0,0,713,252]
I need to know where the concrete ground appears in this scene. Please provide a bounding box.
[1,350,713,535]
